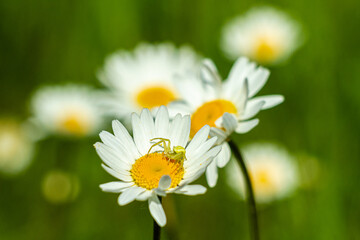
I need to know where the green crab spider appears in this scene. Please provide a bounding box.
[147,138,187,163]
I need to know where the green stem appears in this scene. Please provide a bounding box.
[153,197,162,240]
[228,140,260,240]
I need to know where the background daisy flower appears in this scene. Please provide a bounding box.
[169,57,284,187]
[226,142,298,203]
[0,119,35,176]
[30,84,104,138]
[95,106,221,227]
[221,6,302,65]
[97,42,201,119]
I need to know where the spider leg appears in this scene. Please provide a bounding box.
[151,138,172,153]
[147,140,165,154]
[163,139,171,153]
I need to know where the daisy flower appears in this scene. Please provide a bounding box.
[168,57,284,187]
[97,42,201,118]
[221,6,302,65]
[0,119,34,175]
[95,106,221,227]
[226,143,298,203]
[30,84,104,138]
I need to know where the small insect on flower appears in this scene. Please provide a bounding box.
[148,138,187,164]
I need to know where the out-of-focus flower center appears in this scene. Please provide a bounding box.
[190,99,237,137]
[59,113,91,136]
[136,86,176,109]
[130,153,184,190]
[254,38,281,63]
[251,168,277,195]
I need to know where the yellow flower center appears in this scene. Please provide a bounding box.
[130,153,184,190]
[251,168,277,195]
[190,99,237,137]
[136,86,176,109]
[59,113,90,136]
[254,38,281,64]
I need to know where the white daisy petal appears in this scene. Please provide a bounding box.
[201,59,221,83]
[118,187,146,206]
[186,136,218,163]
[131,113,150,155]
[232,78,249,113]
[112,120,141,160]
[216,143,231,168]
[167,101,194,118]
[100,181,133,193]
[225,57,249,90]
[220,113,238,135]
[206,160,219,188]
[173,115,190,147]
[94,142,131,172]
[101,164,133,182]
[249,95,284,110]
[136,190,153,201]
[148,195,167,227]
[99,131,134,165]
[183,166,209,184]
[168,114,182,146]
[248,67,270,98]
[197,145,222,165]
[155,106,170,137]
[175,185,207,195]
[186,125,210,153]
[158,175,172,190]
[140,108,155,139]
[210,127,228,144]
[185,145,222,171]
[235,119,259,134]
[241,100,265,120]
[172,71,208,109]
[201,59,222,91]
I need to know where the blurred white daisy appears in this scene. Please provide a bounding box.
[168,57,284,187]
[221,6,302,65]
[42,169,80,204]
[95,106,221,227]
[0,119,35,175]
[97,42,201,118]
[30,85,104,138]
[226,143,298,203]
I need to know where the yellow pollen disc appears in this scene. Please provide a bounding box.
[190,99,237,137]
[251,169,277,195]
[59,114,89,136]
[130,153,184,190]
[136,86,176,109]
[254,39,280,64]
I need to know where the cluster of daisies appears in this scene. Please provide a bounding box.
[0,6,306,226]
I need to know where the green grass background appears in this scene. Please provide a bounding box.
[1,0,359,239]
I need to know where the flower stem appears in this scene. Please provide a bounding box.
[228,140,260,240]
[153,197,162,240]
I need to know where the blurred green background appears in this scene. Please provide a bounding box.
[1,0,359,239]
